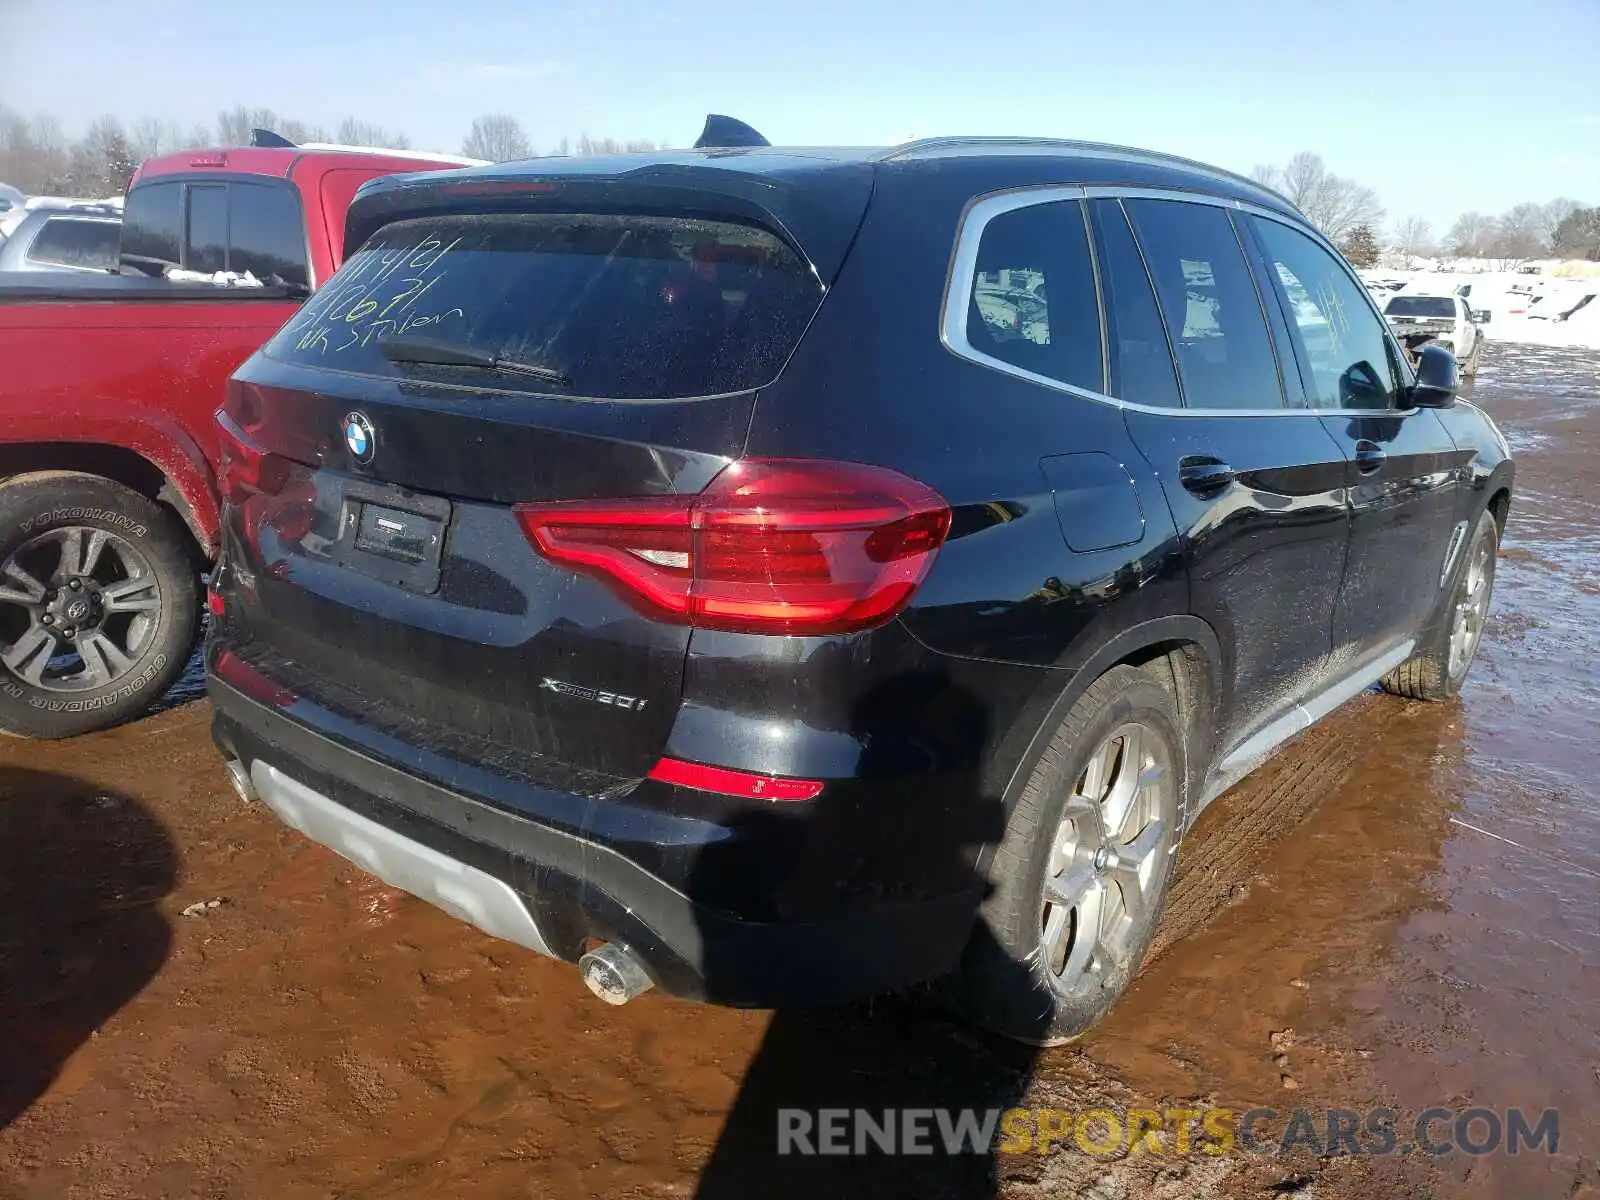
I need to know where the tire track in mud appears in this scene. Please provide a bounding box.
[1146,699,1372,963]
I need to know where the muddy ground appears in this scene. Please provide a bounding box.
[2,342,1597,1200]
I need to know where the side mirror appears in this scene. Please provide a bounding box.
[1412,343,1459,407]
[1471,309,1491,324]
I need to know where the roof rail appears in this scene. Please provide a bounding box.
[877,136,1290,208]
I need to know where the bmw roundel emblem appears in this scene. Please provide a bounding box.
[343,411,375,463]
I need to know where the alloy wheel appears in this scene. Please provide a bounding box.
[0,526,162,692]
[1040,721,1173,994]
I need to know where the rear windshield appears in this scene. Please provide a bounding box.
[1384,296,1455,318]
[265,212,823,399]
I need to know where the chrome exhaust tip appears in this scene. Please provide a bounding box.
[578,942,655,1005]
[225,759,257,804]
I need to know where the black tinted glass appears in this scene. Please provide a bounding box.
[230,183,309,289]
[119,181,182,277]
[267,213,824,399]
[1252,217,1400,410]
[1384,296,1455,318]
[30,217,119,270]
[1124,199,1284,410]
[186,184,228,274]
[1088,199,1182,407]
[966,200,1104,393]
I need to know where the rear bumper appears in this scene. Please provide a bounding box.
[208,675,981,1008]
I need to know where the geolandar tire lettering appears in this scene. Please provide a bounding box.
[0,472,198,739]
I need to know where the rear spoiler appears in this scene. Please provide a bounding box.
[341,157,875,287]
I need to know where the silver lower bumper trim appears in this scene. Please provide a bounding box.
[250,760,554,957]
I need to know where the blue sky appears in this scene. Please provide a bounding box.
[4,0,1597,231]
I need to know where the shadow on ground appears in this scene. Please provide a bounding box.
[690,672,1052,1199]
[0,767,176,1129]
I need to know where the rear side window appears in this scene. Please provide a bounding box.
[267,213,824,399]
[964,200,1104,393]
[119,178,307,287]
[1088,199,1182,408]
[186,184,229,274]
[29,217,119,270]
[120,181,182,276]
[1124,199,1284,410]
[229,182,309,289]
[1250,217,1400,410]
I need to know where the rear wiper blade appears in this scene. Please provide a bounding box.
[376,334,571,386]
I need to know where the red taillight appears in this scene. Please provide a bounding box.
[513,459,951,636]
[216,409,314,545]
[216,409,273,506]
[647,756,823,801]
[206,589,226,618]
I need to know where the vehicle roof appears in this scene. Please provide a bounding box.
[389,136,1293,212]
[133,145,483,185]
[343,136,1302,288]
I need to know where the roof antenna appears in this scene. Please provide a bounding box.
[249,128,297,149]
[693,115,770,149]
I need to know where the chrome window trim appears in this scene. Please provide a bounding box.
[942,183,1420,419]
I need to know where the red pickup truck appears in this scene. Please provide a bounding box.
[0,140,478,737]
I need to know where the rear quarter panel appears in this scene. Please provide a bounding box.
[0,297,302,550]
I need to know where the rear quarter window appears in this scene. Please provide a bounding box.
[960,199,1105,394]
[29,217,119,270]
[266,212,824,399]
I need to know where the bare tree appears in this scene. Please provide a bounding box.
[566,134,664,157]
[1539,198,1580,248]
[216,106,281,146]
[129,117,194,161]
[215,107,328,147]
[335,118,410,149]
[462,114,531,162]
[1393,215,1434,258]
[1484,202,1548,264]
[1446,212,1492,257]
[1250,151,1384,242]
[1249,163,1279,189]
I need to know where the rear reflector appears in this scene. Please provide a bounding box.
[647,757,823,801]
[211,649,294,708]
[206,589,226,618]
[514,459,951,636]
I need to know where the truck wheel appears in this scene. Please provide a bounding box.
[948,666,1183,1044]
[1381,508,1498,701]
[0,473,198,738]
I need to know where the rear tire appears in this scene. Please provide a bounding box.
[1381,508,1498,701]
[948,666,1183,1045]
[0,473,198,738]
[1460,339,1482,379]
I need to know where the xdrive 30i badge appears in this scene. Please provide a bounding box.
[540,677,648,711]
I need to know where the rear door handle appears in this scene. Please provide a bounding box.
[1354,441,1386,474]
[1178,456,1234,495]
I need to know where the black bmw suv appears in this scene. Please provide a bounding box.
[206,132,1512,1043]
